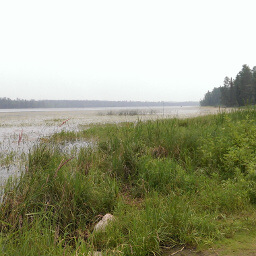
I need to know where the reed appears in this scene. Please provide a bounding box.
[18,129,23,145]
[1,108,256,255]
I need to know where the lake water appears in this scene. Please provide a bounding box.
[0,106,221,185]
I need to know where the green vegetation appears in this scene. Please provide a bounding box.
[1,109,256,255]
[201,64,256,107]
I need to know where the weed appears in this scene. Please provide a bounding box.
[1,108,256,255]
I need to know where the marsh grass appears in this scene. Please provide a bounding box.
[1,108,256,255]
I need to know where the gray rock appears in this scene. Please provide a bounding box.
[94,213,115,232]
[88,251,103,256]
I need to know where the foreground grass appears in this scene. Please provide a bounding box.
[1,108,256,255]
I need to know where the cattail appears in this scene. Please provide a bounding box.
[54,156,74,178]
[59,118,71,127]
[18,129,23,145]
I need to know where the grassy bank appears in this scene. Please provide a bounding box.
[1,108,256,255]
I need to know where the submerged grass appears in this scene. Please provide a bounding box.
[1,108,256,255]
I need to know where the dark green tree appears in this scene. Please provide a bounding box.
[252,66,256,102]
[234,64,253,105]
[201,64,256,107]
[221,77,231,106]
[200,87,221,106]
[220,77,237,107]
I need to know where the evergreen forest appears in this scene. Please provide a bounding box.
[200,64,256,107]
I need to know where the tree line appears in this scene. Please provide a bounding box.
[200,64,256,107]
[0,98,199,109]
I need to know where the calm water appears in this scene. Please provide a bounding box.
[0,106,220,185]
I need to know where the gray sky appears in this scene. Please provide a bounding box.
[0,0,255,102]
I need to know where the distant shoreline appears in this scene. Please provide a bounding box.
[0,98,199,109]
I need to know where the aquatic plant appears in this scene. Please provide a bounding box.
[1,108,256,255]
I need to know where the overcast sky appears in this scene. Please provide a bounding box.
[0,0,255,102]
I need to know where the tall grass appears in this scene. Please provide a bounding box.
[1,108,256,255]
